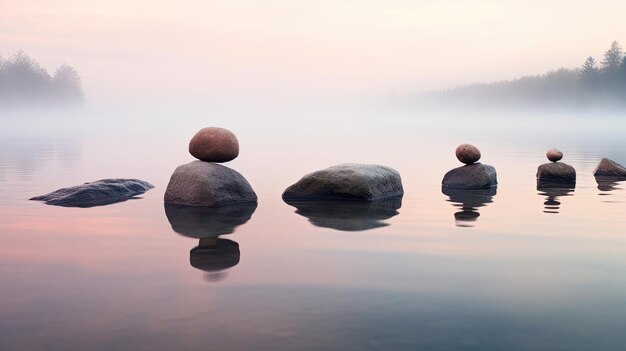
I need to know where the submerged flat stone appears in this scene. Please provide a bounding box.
[282,163,404,201]
[536,162,576,185]
[164,161,257,206]
[593,158,626,178]
[442,163,497,189]
[30,179,154,207]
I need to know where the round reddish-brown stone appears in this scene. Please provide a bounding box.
[189,127,239,162]
[455,144,481,165]
[546,148,563,162]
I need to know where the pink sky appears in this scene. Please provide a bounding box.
[2,0,626,102]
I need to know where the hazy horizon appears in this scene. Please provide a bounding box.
[3,0,626,104]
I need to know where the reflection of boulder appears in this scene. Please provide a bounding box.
[164,202,257,238]
[30,179,153,207]
[190,238,240,272]
[537,184,574,214]
[595,176,622,192]
[284,196,402,231]
[282,163,404,201]
[442,187,496,227]
[442,163,497,189]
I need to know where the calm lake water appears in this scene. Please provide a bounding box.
[2,104,626,350]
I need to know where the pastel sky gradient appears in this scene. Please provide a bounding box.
[2,0,626,102]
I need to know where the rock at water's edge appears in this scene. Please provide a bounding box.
[30,179,154,207]
[164,161,257,206]
[442,163,497,189]
[593,158,626,178]
[282,163,404,201]
[536,162,576,184]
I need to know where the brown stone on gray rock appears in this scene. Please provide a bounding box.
[455,144,481,165]
[546,148,563,162]
[442,163,497,189]
[164,161,257,206]
[282,163,404,201]
[536,162,576,185]
[593,158,626,178]
[189,127,239,163]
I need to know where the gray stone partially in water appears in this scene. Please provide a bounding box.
[284,196,402,231]
[164,202,257,238]
[442,163,497,189]
[536,162,576,185]
[593,158,626,178]
[29,179,154,207]
[282,163,404,201]
[164,161,257,206]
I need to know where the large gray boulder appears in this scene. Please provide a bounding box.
[442,163,497,189]
[282,163,404,201]
[536,162,576,185]
[30,179,154,207]
[593,158,626,178]
[164,161,257,206]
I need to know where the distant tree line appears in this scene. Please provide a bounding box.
[424,41,626,108]
[0,50,83,105]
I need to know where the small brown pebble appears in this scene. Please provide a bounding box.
[189,127,239,163]
[546,148,563,162]
[455,144,481,165]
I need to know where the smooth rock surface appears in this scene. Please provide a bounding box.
[593,158,626,178]
[546,148,563,162]
[30,179,154,207]
[536,162,576,185]
[282,163,404,201]
[455,144,481,165]
[164,161,257,206]
[284,196,402,231]
[188,127,239,163]
[164,202,257,238]
[442,163,497,189]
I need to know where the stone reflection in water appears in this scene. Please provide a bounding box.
[442,187,496,227]
[537,180,575,214]
[595,176,623,193]
[283,196,402,231]
[164,202,257,281]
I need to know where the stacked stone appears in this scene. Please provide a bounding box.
[164,127,257,207]
[536,148,576,186]
[442,144,497,189]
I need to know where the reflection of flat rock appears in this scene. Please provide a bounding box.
[164,161,257,206]
[284,196,402,231]
[30,179,153,207]
[282,163,404,201]
[536,162,576,185]
[593,158,626,179]
[164,202,257,238]
[190,238,240,272]
[442,163,497,189]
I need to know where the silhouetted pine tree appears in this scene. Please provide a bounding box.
[580,56,599,90]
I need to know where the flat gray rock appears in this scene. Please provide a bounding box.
[282,163,404,201]
[164,161,257,206]
[536,162,576,185]
[442,163,497,189]
[30,179,154,207]
[593,158,626,178]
